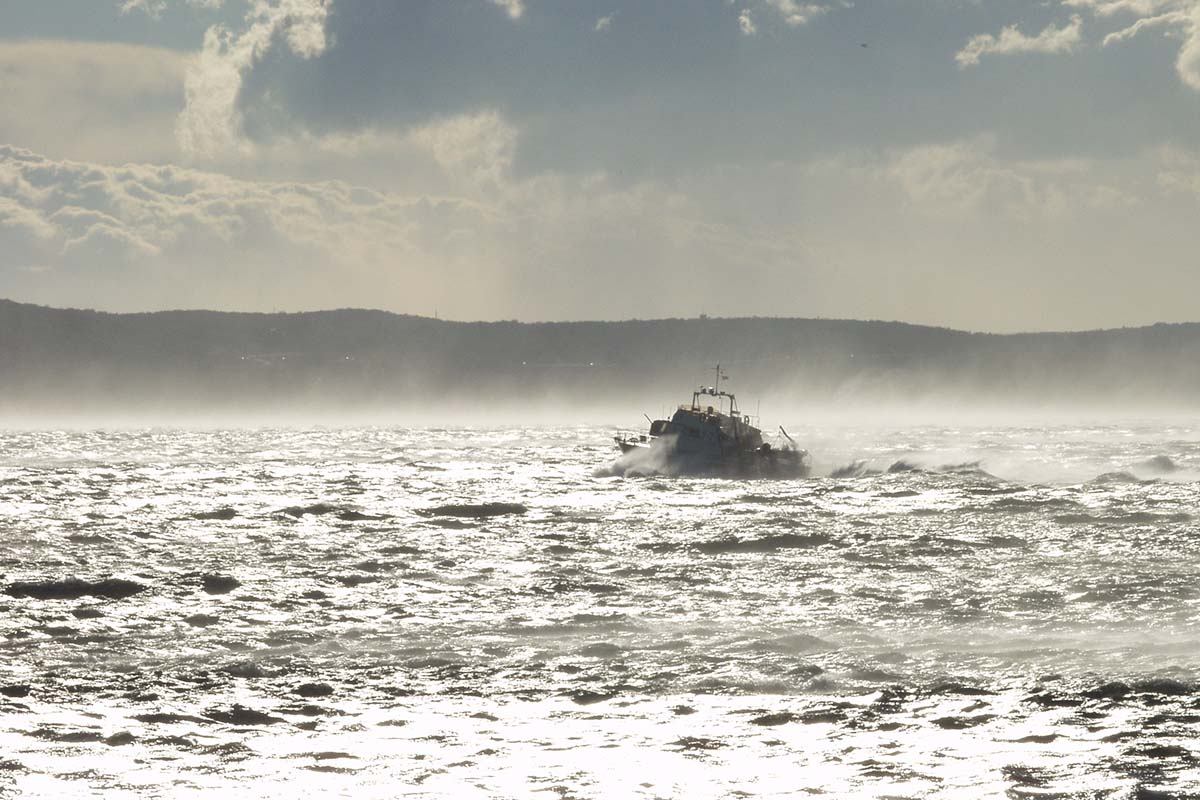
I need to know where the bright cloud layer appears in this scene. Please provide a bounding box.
[4,117,1200,329]
[0,141,495,312]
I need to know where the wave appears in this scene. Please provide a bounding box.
[420,502,528,518]
[830,460,874,479]
[696,533,831,554]
[1136,455,1180,475]
[1054,511,1194,526]
[4,577,146,601]
[279,503,388,521]
[191,507,238,521]
[937,460,989,476]
[977,496,1082,514]
[1090,471,1155,485]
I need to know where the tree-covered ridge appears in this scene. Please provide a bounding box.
[2,298,1198,412]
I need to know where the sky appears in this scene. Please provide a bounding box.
[1,0,1199,331]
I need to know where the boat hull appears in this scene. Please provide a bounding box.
[612,435,810,478]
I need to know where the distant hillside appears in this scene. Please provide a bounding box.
[2,299,1199,416]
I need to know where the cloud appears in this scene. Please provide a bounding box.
[181,0,882,181]
[1060,0,1200,90]
[1100,10,1190,45]
[884,137,1138,220]
[739,9,758,36]
[1063,0,1180,17]
[0,193,58,270]
[594,14,614,33]
[956,14,1084,67]
[0,141,502,311]
[1180,6,1200,88]
[3,119,765,318]
[0,127,842,321]
[406,112,518,189]
[5,118,1198,331]
[489,0,524,20]
[61,221,162,261]
[1155,144,1200,192]
[177,0,332,158]
[764,0,829,27]
[194,109,519,199]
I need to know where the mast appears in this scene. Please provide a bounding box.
[711,363,729,404]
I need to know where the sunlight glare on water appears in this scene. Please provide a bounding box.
[1,421,1199,798]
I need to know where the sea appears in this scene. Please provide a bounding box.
[1,419,1199,799]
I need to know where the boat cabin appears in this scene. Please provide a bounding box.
[665,386,763,454]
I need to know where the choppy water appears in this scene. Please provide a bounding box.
[2,421,1200,798]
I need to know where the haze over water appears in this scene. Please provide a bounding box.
[3,418,1199,798]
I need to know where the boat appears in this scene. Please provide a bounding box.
[613,366,810,477]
